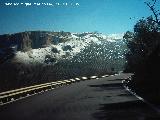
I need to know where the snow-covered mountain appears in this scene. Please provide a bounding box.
[0,31,128,73]
[0,31,128,91]
[7,32,125,65]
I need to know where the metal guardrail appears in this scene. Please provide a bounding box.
[0,80,74,105]
[0,82,59,96]
[0,74,111,105]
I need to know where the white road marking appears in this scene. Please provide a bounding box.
[90,76,97,79]
[70,79,76,82]
[0,74,103,106]
[75,78,81,81]
[81,77,87,80]
[101,75,109,78]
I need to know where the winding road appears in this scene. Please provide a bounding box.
[0,73,159,120]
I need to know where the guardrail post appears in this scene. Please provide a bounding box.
[0,76,101,105]
[0,100,3,105]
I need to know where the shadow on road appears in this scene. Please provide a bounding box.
[89,82,160,120]
[92,101,160,120]
[89,83,123,89]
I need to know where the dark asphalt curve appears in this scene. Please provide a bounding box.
[0,73,159,120]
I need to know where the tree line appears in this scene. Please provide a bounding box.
[124,0,160,104]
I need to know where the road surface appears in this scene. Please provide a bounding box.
[0,73,160,120]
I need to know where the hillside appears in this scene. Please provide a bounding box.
[0,31,127,92]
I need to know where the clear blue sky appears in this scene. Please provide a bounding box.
[0,0,159,35]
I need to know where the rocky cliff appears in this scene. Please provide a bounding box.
[0,31,127,92]
[0,31,71,51]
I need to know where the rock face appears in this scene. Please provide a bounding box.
[0,31,127,66]
[0,31,127,92]
[0,31,71,51]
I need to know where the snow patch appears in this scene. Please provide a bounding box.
[14,32,124,64]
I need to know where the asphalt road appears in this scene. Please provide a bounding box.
[0,73,160,120]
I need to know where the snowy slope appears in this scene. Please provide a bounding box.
[14,32,125,64]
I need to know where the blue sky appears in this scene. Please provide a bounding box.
[0,0,159,35]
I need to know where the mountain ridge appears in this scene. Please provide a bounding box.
[0,31,124,51]
[0,31,126,65]
[0,31,127,92]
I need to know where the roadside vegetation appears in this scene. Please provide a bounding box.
[124,0,160,104]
